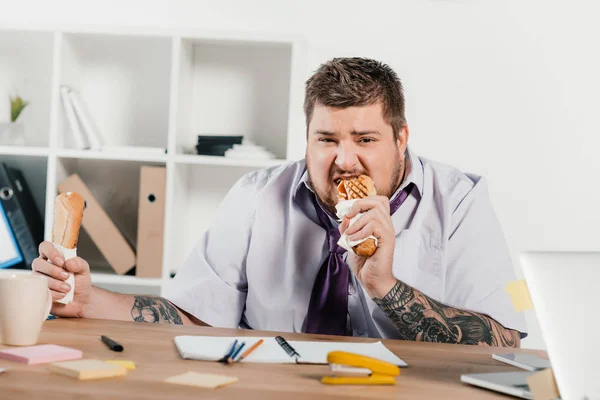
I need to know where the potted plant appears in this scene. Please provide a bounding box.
[0,95,29,145]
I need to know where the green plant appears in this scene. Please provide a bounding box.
[10,95,29,122]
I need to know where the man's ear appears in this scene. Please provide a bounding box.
[397,125,409,153]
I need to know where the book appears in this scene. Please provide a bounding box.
[67,88,104,151]
[174,335,407,366]
[59,85,89,150]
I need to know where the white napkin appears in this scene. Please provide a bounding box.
[335,199,378,255]
[50,243,77,305]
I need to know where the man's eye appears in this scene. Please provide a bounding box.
[359,138,374,143]
[319,138,335,143]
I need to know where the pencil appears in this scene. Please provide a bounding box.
[235,339,264,363]
[227,342,246,364]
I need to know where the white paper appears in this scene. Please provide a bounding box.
[0,368,6,374]
[335,199,378,254]
[174,336,407,367]
[50,243,77,305]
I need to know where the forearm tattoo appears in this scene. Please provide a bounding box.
[373,281,519,347]
[131,296,183,325]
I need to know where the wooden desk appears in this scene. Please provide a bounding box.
[0,319,546,399]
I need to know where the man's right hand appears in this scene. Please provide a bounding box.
[32,241,93,318]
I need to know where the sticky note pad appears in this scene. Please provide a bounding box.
[105,360,136,370]
[164,371,238,389]
[0,345,82,365]
[49,359,127,380]
[505,279,534,312]
[527,368,560,400]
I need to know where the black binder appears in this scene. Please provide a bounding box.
[0,162,44,269]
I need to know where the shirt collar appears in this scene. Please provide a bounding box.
[394,146,423,198]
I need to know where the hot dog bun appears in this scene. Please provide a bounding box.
[52,192,85,249]
[337,174,377,201]
[337,175,377,257]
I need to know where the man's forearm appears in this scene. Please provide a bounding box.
[83,286,196,325]
[373,280,520,347]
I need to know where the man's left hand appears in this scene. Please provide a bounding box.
[339,196,397,298]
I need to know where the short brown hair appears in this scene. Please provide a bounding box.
[304,57,407,139]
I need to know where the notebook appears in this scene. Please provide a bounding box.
[174,335,407,367]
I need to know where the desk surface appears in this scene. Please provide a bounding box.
[0,319,546,399]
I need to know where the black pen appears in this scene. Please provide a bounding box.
[101,335,124,352]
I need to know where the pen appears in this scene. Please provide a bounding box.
[235,339,264,363]
[219,339,238,363]
[227,342,246,364]
[101,335,124,352]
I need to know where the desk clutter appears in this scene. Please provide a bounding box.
[0,333,406,389]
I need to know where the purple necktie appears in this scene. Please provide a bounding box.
[305,182,415,335]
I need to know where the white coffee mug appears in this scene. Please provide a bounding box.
[0,273,52,346]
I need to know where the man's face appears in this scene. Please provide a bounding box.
[306,102,408,214]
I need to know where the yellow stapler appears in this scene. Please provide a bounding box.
[321,351,400,385]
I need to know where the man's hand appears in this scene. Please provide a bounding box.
[32,241,93,318]
[339,195,397,298]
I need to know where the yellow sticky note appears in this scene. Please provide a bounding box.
[164,371,238,389]
[105,360,136,370]
[505,279,534,312]
[527,368,560,400]
[50,359,127,380]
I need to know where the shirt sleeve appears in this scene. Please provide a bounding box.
[162,174,258,328]
[444,176,528,336]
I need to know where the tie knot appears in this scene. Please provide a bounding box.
[327,229,345,254]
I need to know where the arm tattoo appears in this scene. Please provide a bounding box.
[373,281,520,347]
[131,296,183,325]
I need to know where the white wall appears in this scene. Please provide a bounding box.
[3,0,599,349]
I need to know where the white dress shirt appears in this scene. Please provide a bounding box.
[164,147,527,338]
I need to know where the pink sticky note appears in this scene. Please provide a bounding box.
[0,345,82,365]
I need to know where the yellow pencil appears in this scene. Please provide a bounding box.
[234,339,264,363]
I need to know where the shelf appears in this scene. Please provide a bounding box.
[0,145,50,157]
[58,32,171,149]
[56,148,168,163]
[173,154,286,168]
[174,38,292,158]
[0,30,55,147]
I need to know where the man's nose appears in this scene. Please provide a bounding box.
[335,142,358,170]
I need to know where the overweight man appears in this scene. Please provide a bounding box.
[34,57,526,347]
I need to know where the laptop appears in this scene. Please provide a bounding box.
[461,251,600,400]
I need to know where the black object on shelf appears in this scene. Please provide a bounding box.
[196,135,243,156]
[0,163,44,269]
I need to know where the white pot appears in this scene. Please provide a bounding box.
[0,122,25,146]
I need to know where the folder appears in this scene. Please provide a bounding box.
[0,163,43,268]
[58,174,136,275]
[0,202,23,269]
[136,166,166,278]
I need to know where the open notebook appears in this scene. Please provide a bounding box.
[174,336,407,367]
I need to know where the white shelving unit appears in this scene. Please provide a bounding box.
[0,26,306,296]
